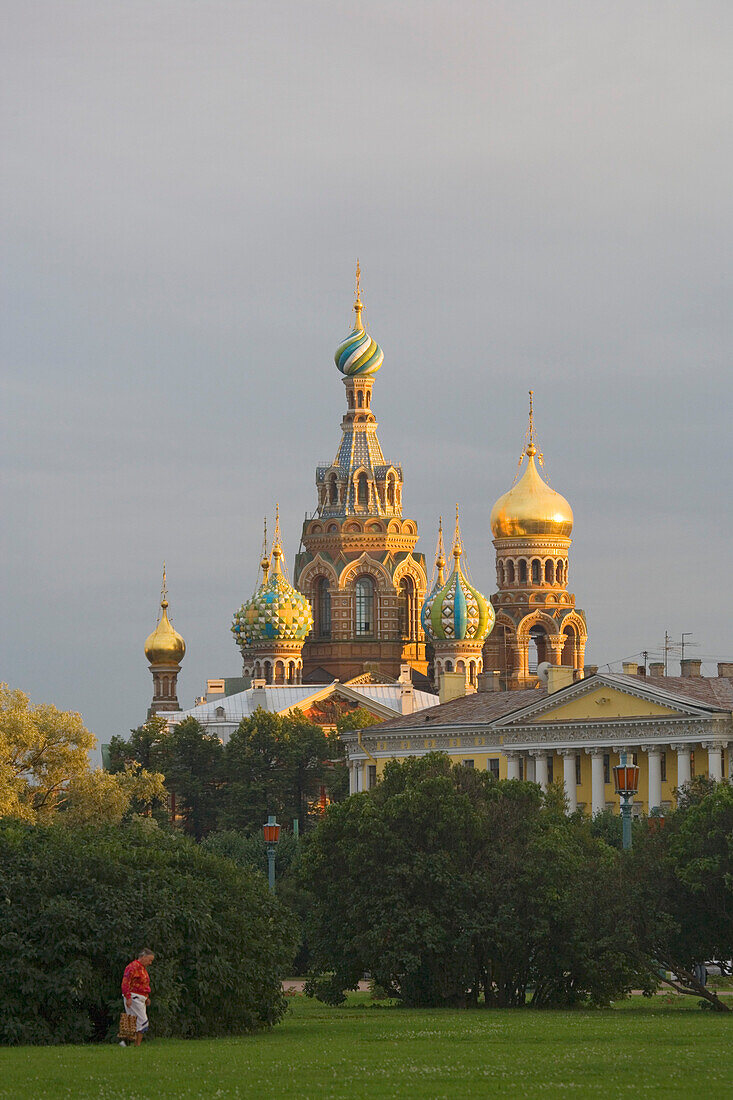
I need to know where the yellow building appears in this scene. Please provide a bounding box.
[342,664,733,812]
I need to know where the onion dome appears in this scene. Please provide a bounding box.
[490,392,573,539]
[421,517,447,641]
[144,565,186,666]
[232,510,313,650]
[426,508,495,643]
[334,262,384,377]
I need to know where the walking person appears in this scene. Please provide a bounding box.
[120,949,155,1046]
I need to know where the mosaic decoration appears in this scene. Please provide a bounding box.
[422,511,494,643]
[334,321,384,377]
[232,520,313,651]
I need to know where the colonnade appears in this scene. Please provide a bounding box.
[505,742,729,815]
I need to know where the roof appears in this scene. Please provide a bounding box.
[164,680,439,741]
[368,685,547,733]
[356,673,733,736]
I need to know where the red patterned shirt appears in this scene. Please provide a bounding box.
[121,960,151,998]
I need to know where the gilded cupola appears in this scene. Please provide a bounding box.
[424,508,495,644]
[334,261,384,377]
[490,391,573,540]
[144,564,186,667]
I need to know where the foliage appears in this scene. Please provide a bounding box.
[107,715,170,775]
[335,707,383,734]
[627,780,733,1011]
[220,709,337,833]
[301,753,646,1008]
[2,995,733,1099]
[0,685,164,827]
[0,819,299,1044]
[157,717,224,840]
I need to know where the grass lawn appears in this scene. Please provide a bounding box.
[1,994,731,1099]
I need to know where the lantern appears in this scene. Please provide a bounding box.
[613,763,640,798]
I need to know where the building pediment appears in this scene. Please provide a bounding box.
[495,673,721,728]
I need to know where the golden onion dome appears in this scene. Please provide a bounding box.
[144,568,186,666]
[490,394,574,540]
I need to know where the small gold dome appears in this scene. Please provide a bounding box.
[144,567,186,666]
[490,446,573,540]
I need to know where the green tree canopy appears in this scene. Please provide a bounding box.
[301,753,648,1008]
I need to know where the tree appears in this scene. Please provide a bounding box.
[221,709,335,833]
[301,753,645,1008]
[0,685,165,826]
[107,715,170,774]
[628,780,733,1011]
[161,717,223,840]
[0,819,299,1044]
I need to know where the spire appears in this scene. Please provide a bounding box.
[526,389,536,458]
[260,518,270,585]
[160,561,168,611]
[353,258,363,331]
[452,503,463,561]
[435,516,446,585]
[271,503,284,574]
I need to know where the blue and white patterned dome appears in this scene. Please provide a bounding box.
[334,268,384,377]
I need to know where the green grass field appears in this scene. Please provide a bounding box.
[1,994,731,1099]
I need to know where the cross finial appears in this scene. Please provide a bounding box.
[453,503,462,560]
[353,259,364,329]
[160,562,168,608]
[271,502,283,568]
[260,517,270,583]
[526,389,537,457]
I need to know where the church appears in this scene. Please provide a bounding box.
[140,269,731,810]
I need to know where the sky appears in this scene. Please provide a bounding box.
[1,1,731,746]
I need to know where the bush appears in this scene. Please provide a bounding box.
[0,819,299,1044]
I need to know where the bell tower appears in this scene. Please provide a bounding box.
[294,266,428,683]
[144,564,186,717]
[484,393,587,687]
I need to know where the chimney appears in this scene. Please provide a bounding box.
[399,665,414,715]
[583,665,598,677]
[649,662,664,677]
[637,665,647,677]
[680,659,702,678]
[622,662,638,676]
[439,672,466,705]
[717,662,733,679]
[251,680,268,709]
[477,670,502,693]
[547,666,575,694]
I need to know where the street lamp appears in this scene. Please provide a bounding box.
[613,759,640,850]
[263,814,281,891]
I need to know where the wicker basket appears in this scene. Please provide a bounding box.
[118,1012,137,1042]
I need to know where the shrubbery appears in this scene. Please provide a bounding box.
[0,819,299,1044]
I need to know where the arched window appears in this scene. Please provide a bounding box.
[357,390,364,408]
[497,561,505,587]
[387,476,395,507]
[519,559,528,583]
[355,576,375,636]
[528,625,548,672]
[263,660,272,684]
[562,623,577,666]
[545,560,553,584]
[328,475,338,504]
[556,559,563,584]
[445,660,453,672]
[531,559,541,584]
[506,560,515,584]
[315,577,331,637]
[398,576,416,639]
[356,474,368,506]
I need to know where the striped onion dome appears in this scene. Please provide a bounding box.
[334,288,384,377]
[423,510,494,644]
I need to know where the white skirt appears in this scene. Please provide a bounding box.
[123,993,149,1032]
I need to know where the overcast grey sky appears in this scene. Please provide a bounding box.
[1,1,731,745]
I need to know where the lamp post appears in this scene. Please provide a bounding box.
[613,758,640,850]
[263,814,280,891]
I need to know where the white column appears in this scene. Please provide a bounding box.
[534,753,548,791]
[348,762,358,795]
[647,748,662,812]
[525,755,536,783]
[676,745,691,788]
[506,753,520,780]
[561,751,577,813]
[707,743,723,781]
[589,751,605,816]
